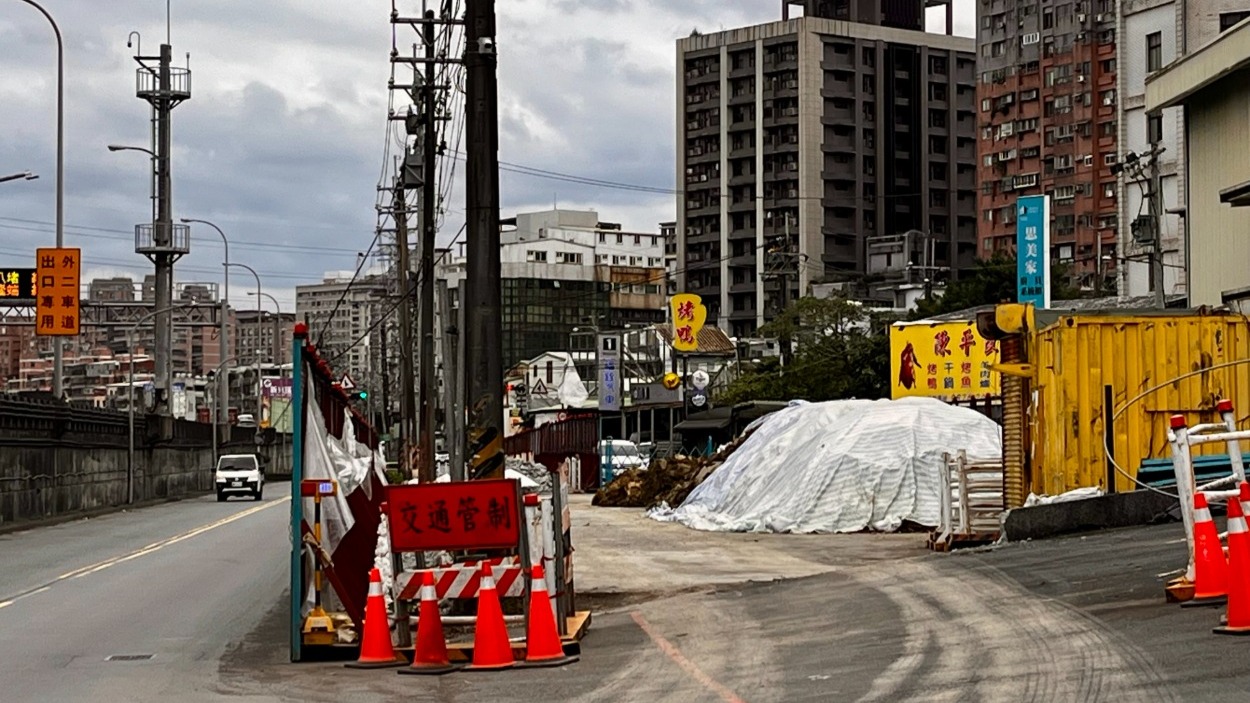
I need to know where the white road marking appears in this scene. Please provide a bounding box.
[1,497,289,608]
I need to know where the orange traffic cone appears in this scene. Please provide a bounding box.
[398,570,459,675]
[465,561,515,671]
[345,567,406,669]
[1241,481,1250,517]
[1185,492,1230,608]
[1216,495,1250,635]
[519,564,578,668]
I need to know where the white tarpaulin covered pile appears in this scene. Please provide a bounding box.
[648,397,1002,533]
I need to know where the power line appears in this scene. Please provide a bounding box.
[0,218,360,255]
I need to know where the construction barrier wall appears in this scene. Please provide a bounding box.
[1028,311,1250,496]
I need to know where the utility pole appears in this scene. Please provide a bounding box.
[1148,143,1167,310]
[394,179,418,478]
[132,40,191,421]
[392,3,459,482]
[417,10,438,484]
[438,279,464,481]
[464,0,504,480]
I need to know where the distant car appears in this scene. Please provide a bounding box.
[235,413,258,428]
[599,439,648,481]
[215,454,264,502]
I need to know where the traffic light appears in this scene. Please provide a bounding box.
[355,390,368,401]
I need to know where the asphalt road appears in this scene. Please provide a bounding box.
[0,486,291,703]
[5,490,1247,702]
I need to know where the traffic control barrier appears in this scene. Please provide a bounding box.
[398,571,459,676]
[466,562,515,671]
[1167,407,1248,601]
[519,564,578,668]
[1215,487,1250,635]
[1185,493,1230,608]
[345,568,407,669]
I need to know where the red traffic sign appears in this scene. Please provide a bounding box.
[386,480,521,553]
[300,479,337,498]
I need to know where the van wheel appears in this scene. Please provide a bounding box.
[216,491,226,502]
[254,487,264,501]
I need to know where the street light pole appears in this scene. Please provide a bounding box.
[127,303,189,505]
[227,262,262,417]
[16,0,65,399]
[181,218,229,425]
[209,355,236,469]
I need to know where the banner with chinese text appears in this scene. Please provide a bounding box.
[890,321,1001,399]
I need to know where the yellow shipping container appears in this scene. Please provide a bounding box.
[1022,310,1250,496]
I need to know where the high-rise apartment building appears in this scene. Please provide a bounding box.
[975,1,1121,291]
[295,272,390,381]
[676,0,977,336]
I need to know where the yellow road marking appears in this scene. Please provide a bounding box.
[3,497,289,606]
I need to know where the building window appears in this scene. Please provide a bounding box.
[1221,10,1250,31]
[1147,113,1164,144]
[1146,32,1163,72]
[981,98,991,112]
[527,250,548,263]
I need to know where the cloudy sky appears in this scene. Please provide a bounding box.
[1,0,972,310]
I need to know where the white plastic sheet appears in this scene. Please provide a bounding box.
[648,397,1002,534]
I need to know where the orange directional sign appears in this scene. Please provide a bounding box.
[35,247,81,336]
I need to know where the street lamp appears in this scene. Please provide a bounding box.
[15,0,65,399]
[227,262,262,417]
[181,217,229,425]
[107,144,157,223]
[249,290,281,381]
[126,302,192,504]
[207,355,236,468]
[0,171,38,183]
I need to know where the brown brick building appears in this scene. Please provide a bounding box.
[976,2,1121,290]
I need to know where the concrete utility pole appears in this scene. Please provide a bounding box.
[131,38,191,419]
[394,179,418,478]
[438,279,464,481]
[464,0,505,480]
[417,10,438,484]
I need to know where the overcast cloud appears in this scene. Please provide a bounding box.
[1,0,972,309]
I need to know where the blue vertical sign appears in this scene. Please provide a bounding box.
[1016,194,1051,308]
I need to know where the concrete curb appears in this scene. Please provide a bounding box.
[1002,489,1180,542]
[0,492,209,537]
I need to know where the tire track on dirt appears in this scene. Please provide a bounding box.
[852,560,1178,703]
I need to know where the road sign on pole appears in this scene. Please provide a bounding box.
[339,373,357,391]
[35,247,80,336]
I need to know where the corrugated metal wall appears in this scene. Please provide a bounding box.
[1030,313,1250,495]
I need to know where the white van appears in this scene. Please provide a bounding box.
[215,454,264,502]
[598,439,648,481]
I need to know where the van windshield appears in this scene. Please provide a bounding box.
[218,457,256,470]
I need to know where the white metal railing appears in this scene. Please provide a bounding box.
[1167,399,1248,580]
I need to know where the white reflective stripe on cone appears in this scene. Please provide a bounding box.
[1231,516,1249,534]
[420,584,438,601]
[1195,508,1213,523]
[482,576,496,590]
[369,581,383,597]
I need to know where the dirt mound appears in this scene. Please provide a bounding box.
[593,437,747,509]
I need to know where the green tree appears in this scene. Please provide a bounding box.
[911,253,1087,320]
[718,295,895,404]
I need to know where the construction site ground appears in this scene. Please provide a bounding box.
[222,495,1250,702]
